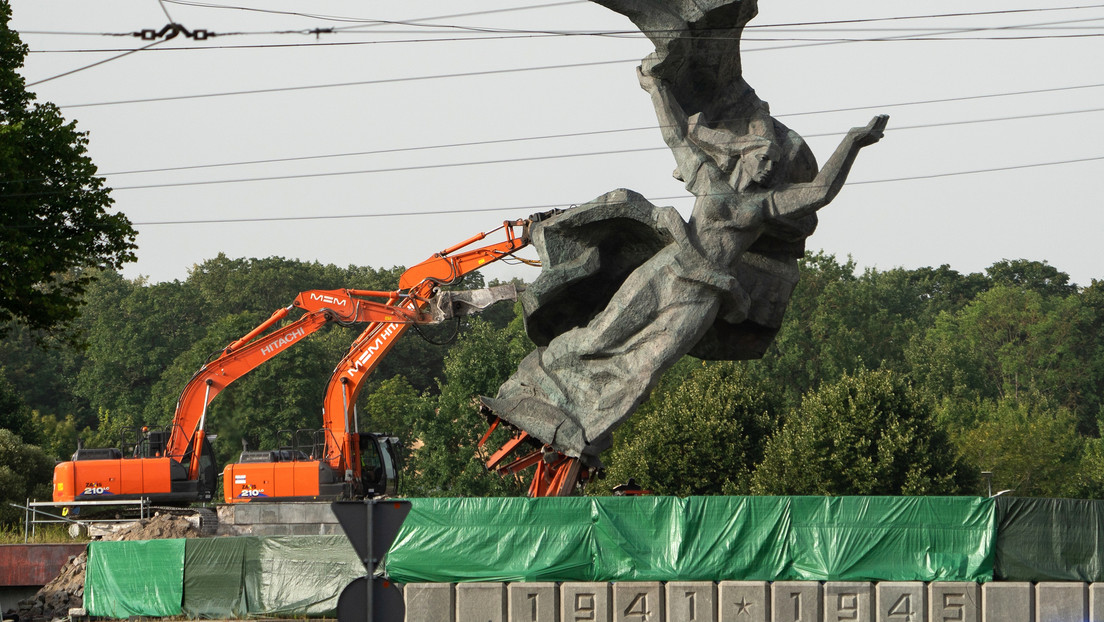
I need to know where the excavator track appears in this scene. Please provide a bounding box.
[149,506,219,536]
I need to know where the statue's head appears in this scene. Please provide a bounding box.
[734,140,781,191]
[687,112,780,190]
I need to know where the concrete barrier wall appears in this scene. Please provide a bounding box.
[216,501,342,536]
[402,581,1103,622]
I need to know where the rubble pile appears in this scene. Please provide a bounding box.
[4,514,203,622]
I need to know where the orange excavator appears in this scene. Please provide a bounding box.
[222,217,540,502]
[50,285,470,505]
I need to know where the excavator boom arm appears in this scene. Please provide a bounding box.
[320,219,534,475]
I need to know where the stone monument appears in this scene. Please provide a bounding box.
[480,0,888,468]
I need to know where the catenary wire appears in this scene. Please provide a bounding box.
[26,28,1104,54]
[75,106,1104,192]
[113,154,1104,226]
[46,11,1104,108]
[18,2,1104,39]
[89,81,1104,178]
[3,97,1101,188]
[26,38,166,87]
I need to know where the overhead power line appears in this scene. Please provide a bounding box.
[4,153,1099,230]
[44,9,1104,108]
[84,106,1104,192]
[87,81,1101,177]
[114,154,1104,227]
[27,27,1104,54]
[55,58,635,108]
[24,2,1097,37]
[26,38,166,86]
[3,94,1101,190]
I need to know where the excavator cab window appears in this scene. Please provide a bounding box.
[360,436,384,493]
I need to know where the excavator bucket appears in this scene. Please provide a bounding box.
[428,284,520,322]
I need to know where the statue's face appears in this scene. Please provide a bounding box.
[730,146,775,189]
[746,149,775,185]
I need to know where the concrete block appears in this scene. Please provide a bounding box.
[456,582,507,622]
[1090,583,1104,622]
[825,582,872,622]
[216,504,238,525]
[613,582,663,622]
[1035,582,1086,622]
[253,503,282,524]
[928,583,979,622]
[771,581,821,622]
[982,582,1032,622]
[561,582,611,622]
[875,582,926,622]
[279,501,339,524]
[405,583,454,622]
[666,581,716,622]
[288,523,329,536]
[718,581,769,622]
[508,582,558,622]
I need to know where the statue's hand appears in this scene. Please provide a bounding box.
[637,65,656,91]
[637,53,663,91]
[851,114,889,147]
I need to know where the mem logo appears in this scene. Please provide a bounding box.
[309,293,349,307]
[347,324,399,377]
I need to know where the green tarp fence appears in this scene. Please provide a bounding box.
[240,535,364,617]
[994,496,1104,582]
[182,537,247,619]
[85,496,1104,618]
[384,496,996,584]
[86,539,185,618]
[88,536,363,619]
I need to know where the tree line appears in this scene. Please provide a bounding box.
[2,253,1102,522]
[4,0,1103,520]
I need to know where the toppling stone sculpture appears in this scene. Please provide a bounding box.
[480,0,888,466]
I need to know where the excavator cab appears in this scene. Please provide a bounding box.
[358,433,401,498]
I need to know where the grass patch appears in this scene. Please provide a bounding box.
[0,523,88,544]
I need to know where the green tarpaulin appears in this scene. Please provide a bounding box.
[88,536,363,619]
[183,537,247,618]
[995,497,1104,582]
[85,539,185,618]
[384,496,995,584]
[242,535,364,617]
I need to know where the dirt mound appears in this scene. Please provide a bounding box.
[107,512,203,541]
[5,514,204,622]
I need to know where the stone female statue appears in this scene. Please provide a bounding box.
[479,64,888,466]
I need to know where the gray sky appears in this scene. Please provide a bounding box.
[11,0,1104,287]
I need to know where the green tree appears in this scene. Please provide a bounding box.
[0,428,53,525]
[908,284,1100,433]
[986,259,1076,298]
[0,370,34,441]
[595,360,781,496]
[0,1,136,335]
[406,315,532,496]
[746,252,858,407]
[29,410,79,462]
[748,257,988,411]
[750,368,973,495]
[0,322,87,419]
[72,272,204,431]
[950,396,1084,498]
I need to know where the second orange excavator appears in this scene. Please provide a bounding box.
[223,216,542,502]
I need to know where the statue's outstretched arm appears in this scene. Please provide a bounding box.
[637,62,712,184]
[772,115,888,219]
